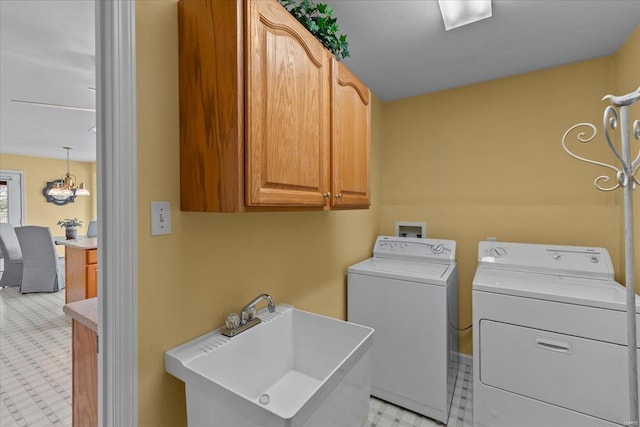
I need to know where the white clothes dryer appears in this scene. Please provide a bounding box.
[473,241,640,427]
[348,236,458,424]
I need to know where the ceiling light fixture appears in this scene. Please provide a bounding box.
[437,0,492,31]
[47,147,90,198]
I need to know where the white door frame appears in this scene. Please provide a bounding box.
[96,1,137,426]
[0,169,25,226]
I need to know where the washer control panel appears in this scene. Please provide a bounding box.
[478,241,614,280]
[374,236,456,264]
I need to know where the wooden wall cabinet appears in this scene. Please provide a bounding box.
[178,0,370,212]
[331,60,371,208]
[246,0,331,208]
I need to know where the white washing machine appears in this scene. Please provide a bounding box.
[348,236,458,424]
[473,241,640,427]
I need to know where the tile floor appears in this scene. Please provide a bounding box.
[0,287,71,427]
[368,357,473,427]
[0,285,473,427]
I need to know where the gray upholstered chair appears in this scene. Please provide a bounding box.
[0,223,23,288]
[87,220,97,238]
[15,226,65,293]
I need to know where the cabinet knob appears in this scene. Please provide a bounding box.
[336,193,344,199]
[323,192,332,199]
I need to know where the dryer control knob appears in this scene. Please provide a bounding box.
[489,247,507,258]
[390,242,397,249]
[553,254,562,261]
[589,256,599,263]
[400,243,407,249]
[433,244,444,254]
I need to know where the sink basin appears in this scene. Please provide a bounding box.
[165,305,374,427]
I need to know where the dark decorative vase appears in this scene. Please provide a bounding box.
[66,226,78,240]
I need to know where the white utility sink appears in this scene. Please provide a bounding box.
[165,305,374,427]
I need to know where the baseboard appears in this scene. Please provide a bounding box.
[457,352,473,365]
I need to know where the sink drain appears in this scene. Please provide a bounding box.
[259,394,270,405]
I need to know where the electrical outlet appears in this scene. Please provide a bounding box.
[151,201,171,236]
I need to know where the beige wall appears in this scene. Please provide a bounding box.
[0,153,95,243]
[380,56,623,355]
[135,1,382,425]
[614,25,640,292]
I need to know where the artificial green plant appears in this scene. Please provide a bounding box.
[279,0,350,61]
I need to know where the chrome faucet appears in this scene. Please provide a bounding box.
[222,294,276,337]
[241,293,276,323]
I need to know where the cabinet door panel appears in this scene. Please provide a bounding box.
[86,264,97,299]
[65,246,86,303]
[72,322,97,427]
[332,61,370,208]
[246,0,330,207]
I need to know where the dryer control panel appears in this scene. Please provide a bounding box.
[477,241,614,280]
[374,236,456,264]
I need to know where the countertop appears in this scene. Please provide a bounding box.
[55,237,98,249]
[63,298,97,332]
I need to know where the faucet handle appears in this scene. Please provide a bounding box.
[225,313,240,330]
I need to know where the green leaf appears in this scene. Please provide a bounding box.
[278,0,350,60]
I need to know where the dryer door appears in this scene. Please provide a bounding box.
[479,320,639,425]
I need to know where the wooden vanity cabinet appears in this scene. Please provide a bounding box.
[178,0,369,212]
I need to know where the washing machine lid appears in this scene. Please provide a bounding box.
[348,257,455,286]
[473,267,640,312]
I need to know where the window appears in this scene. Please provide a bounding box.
[0,171,24,226]
[0,180,7,223]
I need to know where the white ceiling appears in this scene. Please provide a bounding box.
[0,0,95,162]
[325,0,640,102]
[1,1,639,162]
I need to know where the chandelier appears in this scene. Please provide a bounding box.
[48,147,90,198]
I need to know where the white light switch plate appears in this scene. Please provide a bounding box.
[151,201,171,236]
